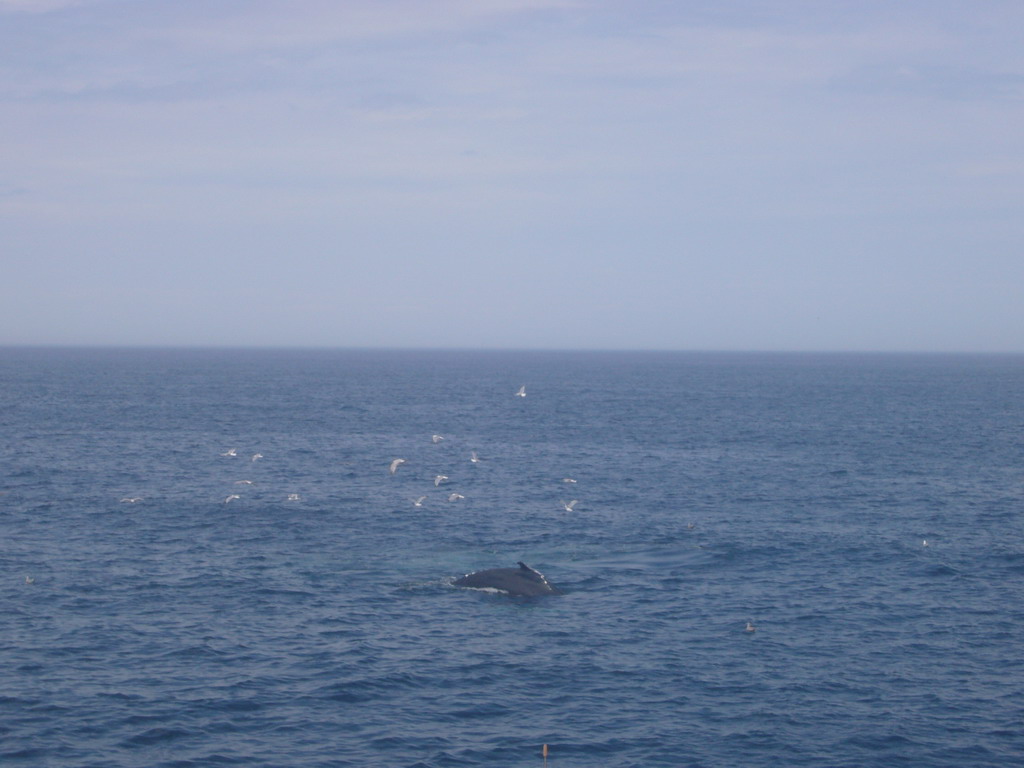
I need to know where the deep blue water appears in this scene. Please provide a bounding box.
[2,348,1023,767]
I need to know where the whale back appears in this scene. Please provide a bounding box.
[454,562,561,596]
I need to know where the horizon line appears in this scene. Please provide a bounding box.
[1,343,1022,357]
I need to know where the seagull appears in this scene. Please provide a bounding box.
[746,622,756,632]
[413,496,426,507]
[234,480,254,485]
[287,493,301,501]
[922,539,929,547]
[448,493,465,502]
[432,434,445,443]
[224,494,241,503]
[251,453,263,462]
[515,385,526,397]
[120,497,142,503]
[562,499,579,512]
[470,451,481,464]
[389,458,407,475]
[221,448,237,457]
[434,474,449,487]
[25,576,34,584]
[562,478,577,484]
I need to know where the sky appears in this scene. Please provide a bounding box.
[2,0,1022,352]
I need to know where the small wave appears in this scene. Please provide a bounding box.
[311,671,427,704]
[119,725,198,747]
[922,563,961,577]
[446,701,512,720]
[158,644,229,661]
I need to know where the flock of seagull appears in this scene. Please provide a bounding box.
[114,384,577,511]
[214,451,302,504]
[386,386,580,512]
[387,449,492,505]
[116,446,300,505]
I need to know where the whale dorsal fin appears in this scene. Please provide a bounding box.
[517,561,544,582]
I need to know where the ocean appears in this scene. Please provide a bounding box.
[2,348,1022,767]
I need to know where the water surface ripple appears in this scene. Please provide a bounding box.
[2,349,1022,766]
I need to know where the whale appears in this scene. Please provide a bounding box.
[454,561,562,597]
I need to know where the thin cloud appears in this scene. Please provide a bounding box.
[831,63,1024,102]
[0,0,85,12]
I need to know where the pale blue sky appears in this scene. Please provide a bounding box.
[3,0,1022,351]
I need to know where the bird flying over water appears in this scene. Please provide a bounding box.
[287,493,301,501]
[120,497,142,503]
[470,451,481,463]
[448,493,465,502]
[389,458,407,475]
[562,499,579,512]
[515,385,526,397]
[251,453,263,462]
[413,496,426,507]
[562,478,577,484]
[434,474,448,487]
[221,448,237,457]
[234,480,254,485]
[746,622,756,632]
[224,494,240,503]
[432,434,444,443]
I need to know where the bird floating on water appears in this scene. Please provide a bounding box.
[432,434,444,443]
[434,474,449,487]
[746,622,756,632]
[448,493,465,502]
[413,496,426,507]
[562,499,579,512]
[515,385,526,397]
[389,458,406,475]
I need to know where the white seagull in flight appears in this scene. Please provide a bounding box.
[562,499,579,512]
[432,434,445,443]
[470,451,481,464]
[413,496,426,507]
[515,385,526,397]
[224,494,241,504]
[221,448,237,457]
[434,474,448,487]
[448,493,465,502]
[389,458,407,475]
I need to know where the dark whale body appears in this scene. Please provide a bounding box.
[454,561,561,597]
